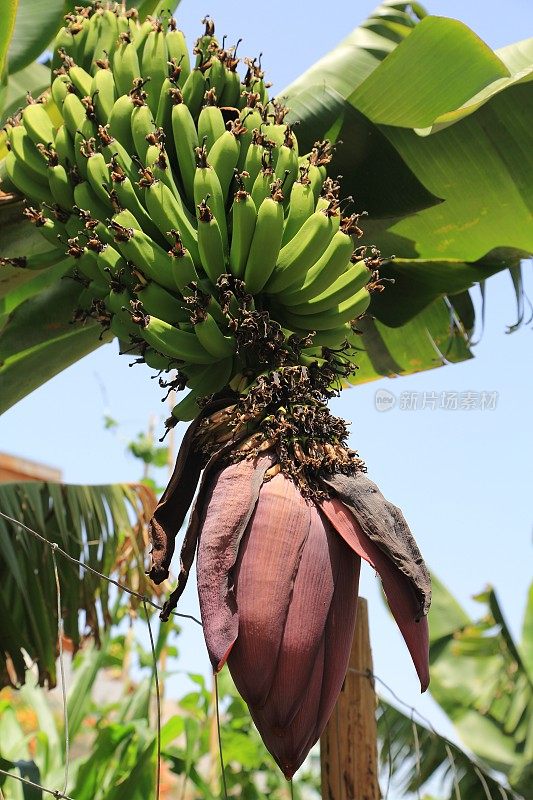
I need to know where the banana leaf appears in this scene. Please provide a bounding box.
[7,0,64,74]
[0,0,18,75]
[0,480,161,689]
[281,2,533,325]
[377,698,521,799]
[0,0,531,413]
[425,576,533,798]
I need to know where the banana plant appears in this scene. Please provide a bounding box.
[0,0,531,781]
[375,576,533,800]
[0,0,531,412]
[0,479,163,689]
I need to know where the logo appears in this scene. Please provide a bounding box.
[375,389,396,412]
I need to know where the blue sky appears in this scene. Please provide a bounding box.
[1,0,532,790]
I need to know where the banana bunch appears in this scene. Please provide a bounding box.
[1,1,380,421]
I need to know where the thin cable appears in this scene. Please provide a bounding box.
[213,672,228,800]
[143,599,162,800]
[379,700,393,799]
[474,766,494,800]
[411,712,422,800]
[0,768,75,800]
[51,545,70,797]
[349,668,506,800]
[444,743,461,800]
[0,510,202,626]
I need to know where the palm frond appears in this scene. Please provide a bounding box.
[0,480,163,689]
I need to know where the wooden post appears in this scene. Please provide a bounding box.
[320,598,380,800]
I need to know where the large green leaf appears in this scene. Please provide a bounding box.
[427,578,533,795]
[369,252,518,327]
[350,17,510,129]
[0,480,160,688]
[0,278,110,413]
[0,0,18,74]
[281,2,441,219]
[377,699,521,799]
[0,199,62,302]
[350,293,473,385]
[1,60,49,122]
[8,0,64,74]
[281,3,533,329]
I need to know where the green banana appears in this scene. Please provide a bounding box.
[284,261,371,316]
[171,357,233,421]
[171,93,198,206]
[207,120,243,200]
[48,162,75,209]
[242,129,267,191]
[21,103,56,146]
[250,162,274,209]
[279,286,371,330]
[67,64,93,97]
[193,146,228,252]
[90,9,118,70]
[130,101,156,162]
[51,73,72,109]
[274,137,298,198]
[281,174,315,246]
[136,281,190,325]
[95,242,130,285]
[166,17,190,83]
[229,188,256,278]
[282,230,356,305]
[141,22,168,114]
[143,348,173,371]
[196,200,226,283]
[91,65,116,123]
[194,311,235,359]
[6,125,48,184]
[86,151,113,206]
[220,61,241,107]
[205,52,226,99]
[109,159,164,246]
[21,208,67,247]
[265,208,338,294]
[142,174,200,263]
[169,238,198,292]
[74,180,113,225]
[244,193,284,294]
[113,38,141,97]
[108,215,177,292]
[197,91,226,153]
[96,124,140,190]
[131,17,153,56]
[181,68,206,118]
[54,124,76,169]
[51,27,77,72]
[135,314,214,364]
[61,91,88,137]
[0,247,68,271]
[5,151,53,204]
[108,92,136,153]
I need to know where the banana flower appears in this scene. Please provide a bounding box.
[149,406,430,778]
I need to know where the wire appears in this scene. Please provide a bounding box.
[0,509,202,626]
[143,599,162,800]
[213,672,228,800]
[0,768,75,800]
[51,545,70,797]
